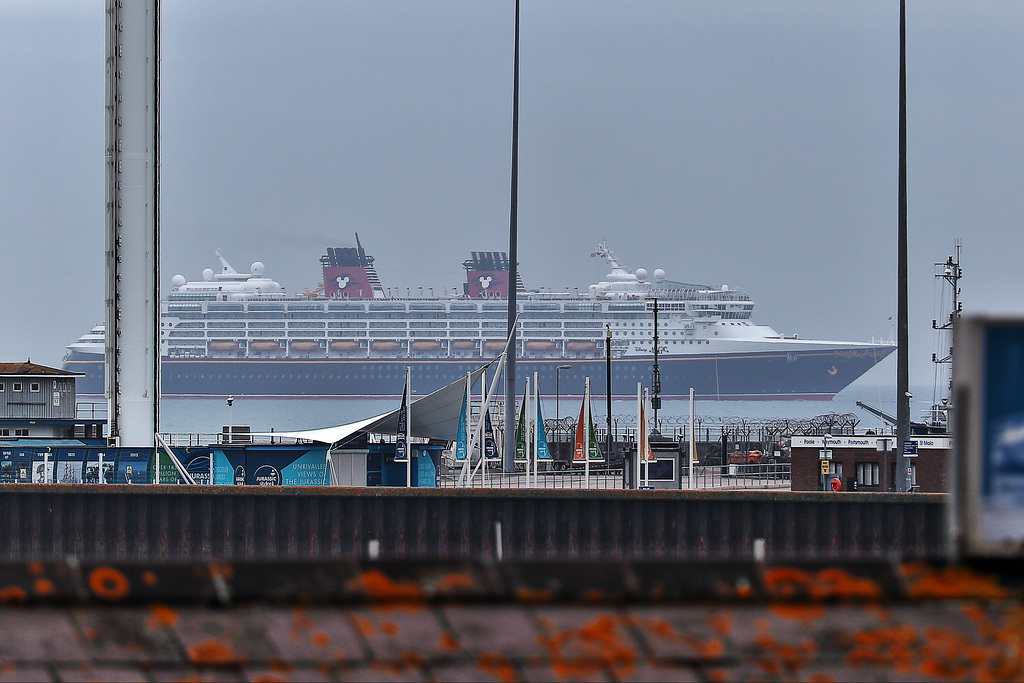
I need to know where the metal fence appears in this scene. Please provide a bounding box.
[438,464,790,491]
[438,470,626,490]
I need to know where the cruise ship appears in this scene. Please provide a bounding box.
[63,238,895,399]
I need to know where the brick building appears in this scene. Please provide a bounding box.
[791,434,950,493]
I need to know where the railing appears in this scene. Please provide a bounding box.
[75,402,108,420]
[437,463,791,491]
[438,470,626,490]
[689,463,790,489]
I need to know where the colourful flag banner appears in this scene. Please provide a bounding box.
[454,386,468,461]
[587,401,604,462]
[394,383,409,462]
[572,392,587,462]
[484,410,499,460]
[639,390,655,462]
[514,389,528,462]
[536,396,551,460]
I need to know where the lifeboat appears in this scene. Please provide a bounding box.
[330,341,360,352]
[371,341,402,352]
[411,341,442,352]
[250,341,282,352]
[567,341,600,353]
[526,341,557,352]
[483,341,507,353]
[209,341,242,352]
[451,340,477,350]
[290,341,322,353]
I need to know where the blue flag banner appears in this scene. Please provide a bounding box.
[455,386,468,461]
[536,396,551,460]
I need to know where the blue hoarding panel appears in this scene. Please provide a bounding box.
[115,450,152,484]
[55,448,86,484]
[0,448,32,483]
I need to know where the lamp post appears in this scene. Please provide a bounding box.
[556,364,571,452]
[226,396,234,445]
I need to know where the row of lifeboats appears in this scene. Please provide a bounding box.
[207,339,603,354]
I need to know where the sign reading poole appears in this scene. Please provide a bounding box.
[954,316,1024,557]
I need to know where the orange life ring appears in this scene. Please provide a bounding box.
[830,477,842,492]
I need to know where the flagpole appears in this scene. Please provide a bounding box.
[688,387,696,490]
[644,388,650,488]
[636,381,642,490]
[533,371,540,488]
[584,377,591,490]
[405,365,412,488]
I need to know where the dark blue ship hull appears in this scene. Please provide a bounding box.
[65,345,894,399]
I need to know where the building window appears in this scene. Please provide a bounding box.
[30,382,40,393]
[0,383,4,391]
[14,429,28,437]
[12,382,21,392]
[0,429,8,436]
[856,462,880,486]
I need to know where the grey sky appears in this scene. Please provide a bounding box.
[1,1,1022,391]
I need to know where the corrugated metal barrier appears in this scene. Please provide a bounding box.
[0,485,947,561]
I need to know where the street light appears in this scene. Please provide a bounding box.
[226,396,234,445]
[556,365,571,451]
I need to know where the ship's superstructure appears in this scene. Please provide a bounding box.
[64,240,895,399]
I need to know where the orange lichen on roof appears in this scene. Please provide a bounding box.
[769,603,825,622]
[753,634,817,676]
[763,566,812,600]
[88,567,130,602]
[147,604,179,628]
[810,567,883,601]
[538,613,638,680]
[311,632,329,647]
[32,578,56,597]
[706,613,733,637]
[477,652,519,682]
[350,614,375,638]
[187,639,247,666]
[347,570,424,609]
[440,632,459,652]
[902,562,1009,600]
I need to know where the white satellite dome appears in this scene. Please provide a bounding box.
[635,268,648,282]
[203,268,214,281]
[171,274,186,288]
[251,261,265,276]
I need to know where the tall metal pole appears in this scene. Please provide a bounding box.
[605,325,612,469]
[651,298,662,428]
[503,0,521,474]
[106,0,161,448]
[895,0,909,492]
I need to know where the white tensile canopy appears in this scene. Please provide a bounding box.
[250,364,491,446]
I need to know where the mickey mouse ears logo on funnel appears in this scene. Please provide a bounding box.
[335,274,351,289]
[478,274,493,289]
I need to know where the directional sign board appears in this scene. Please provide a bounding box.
[903,440,919,458]
[953,315,1024,557]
